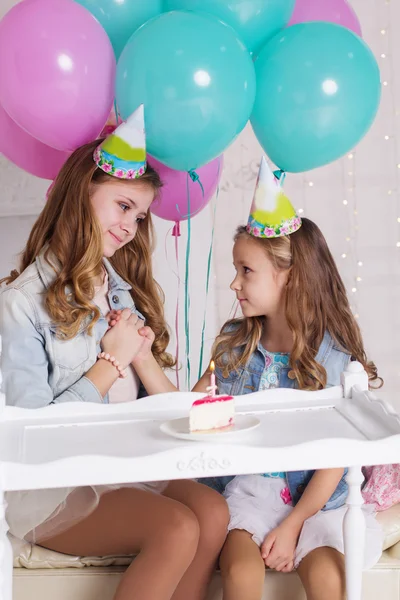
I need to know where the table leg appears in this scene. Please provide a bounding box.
[0,479,12,600]
[343,466,365,600]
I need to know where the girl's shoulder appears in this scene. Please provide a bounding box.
[1,261,42,293]
[1,262,48,329]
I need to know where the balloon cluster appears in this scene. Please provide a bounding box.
[0,0,380,221]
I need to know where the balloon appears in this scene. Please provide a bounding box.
[251,23,381,173]
[0,103,69,180]
[148,155,223,222]
[0,0,116,152]
[116,11,255,171]
[164,0,296,56]
[288,0,362,37]
[75,0,163,59]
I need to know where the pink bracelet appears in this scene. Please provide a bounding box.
[97,352,127,379]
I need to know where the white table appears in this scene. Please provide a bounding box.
[0,363,399,600]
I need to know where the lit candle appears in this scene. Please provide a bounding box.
[206,360,217,397]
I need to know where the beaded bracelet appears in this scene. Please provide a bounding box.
[97,352,127,379]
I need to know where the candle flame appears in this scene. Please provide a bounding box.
[210,360,215,372]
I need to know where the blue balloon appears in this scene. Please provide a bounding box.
[164,0,296,56]
[74,0,163,59]
[251,23,381,173]
[116,11,256,171]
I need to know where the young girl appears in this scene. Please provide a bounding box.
[194,158,383,600]
[0,106,229,600]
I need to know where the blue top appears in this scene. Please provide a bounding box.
[200,326,351,511]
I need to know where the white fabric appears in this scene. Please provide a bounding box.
[224,475,383,569]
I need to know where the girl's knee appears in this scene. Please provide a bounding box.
[159,503,200,553]
[299,548,345,598]
[196,489,230,544]
[222,556,265,590]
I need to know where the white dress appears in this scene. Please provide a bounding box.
[225,474,383,569]
[6,273,167,544]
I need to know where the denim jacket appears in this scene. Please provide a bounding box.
[201,328,351,511]
[0,248,146,408]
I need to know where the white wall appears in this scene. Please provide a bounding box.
[0,0,398,406]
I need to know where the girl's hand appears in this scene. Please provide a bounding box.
[101,308,145,367]
[261,520,301,572]
[107,309,122,328]
[132,326,156,365]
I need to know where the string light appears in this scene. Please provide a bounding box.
[385,7,400,253]
[343,199,348,205]
[342,253,347,258]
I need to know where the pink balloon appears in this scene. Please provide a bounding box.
[288,0,362,36]
[0,0,116,152]
[0,103,69,180]
[148,155,223,223]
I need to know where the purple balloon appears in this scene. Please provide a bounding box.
[0,103,70,180]
[0,0,116,152]
[148,155,223,223]
[288,0,362,36]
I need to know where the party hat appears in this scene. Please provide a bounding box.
[246,157,301,238]
[93,104,146,179]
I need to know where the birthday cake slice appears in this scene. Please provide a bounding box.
[189,395,235,434]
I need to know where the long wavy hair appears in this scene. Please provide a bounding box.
[213,219,381,390]
[1,139,175,369]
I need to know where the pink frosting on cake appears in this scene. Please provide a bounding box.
[192,395,233,407]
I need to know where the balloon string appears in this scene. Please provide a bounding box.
[114,99,120,125]
[198,157,221,379]
[184,175,192,390]
[173,222,181,389]
[188,168,205,196]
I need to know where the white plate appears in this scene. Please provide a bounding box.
[160,414,260,442]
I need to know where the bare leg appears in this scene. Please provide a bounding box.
[297,547,346,600]
[37,487,200,600]
[219,530,266,600]
[164,480,229,600]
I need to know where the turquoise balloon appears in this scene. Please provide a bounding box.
[74,0,163,59]
[164,0,296,56]
[251,23,381,173]
[116,11,255,171]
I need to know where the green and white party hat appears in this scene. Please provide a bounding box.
[93,104,146,179]
[246,157,302,238]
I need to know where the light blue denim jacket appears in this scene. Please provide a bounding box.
[0,248,146,408]
[201,327,351,511]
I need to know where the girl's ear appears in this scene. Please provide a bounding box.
[283,266,292,287]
